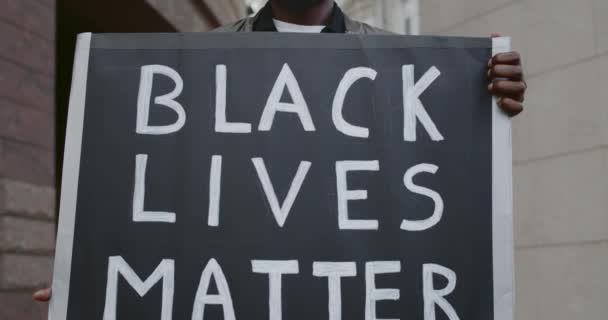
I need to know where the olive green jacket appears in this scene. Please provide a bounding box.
[212,9,389,34]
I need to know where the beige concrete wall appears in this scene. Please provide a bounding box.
[421,0,608,319]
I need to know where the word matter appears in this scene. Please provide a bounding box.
[102,257,459,320]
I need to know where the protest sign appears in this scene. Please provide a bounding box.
[50,33,514,320]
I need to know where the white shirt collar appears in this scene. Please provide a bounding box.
[272,19,325,33]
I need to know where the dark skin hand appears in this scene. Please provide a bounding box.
[489,33,526,117]
[33,5,526,307]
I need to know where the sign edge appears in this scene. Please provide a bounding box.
[48,32,93,320]
[491,36,515,320]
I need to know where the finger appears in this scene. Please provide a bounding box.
[490,32,502,38]
[491,52,521,66]
[488,64,523,81]
[489,80,526,97]
[497,97,523,117]
[33,288,52,302]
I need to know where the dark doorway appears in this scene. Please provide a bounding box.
[55,0,179,220]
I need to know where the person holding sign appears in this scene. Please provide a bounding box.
[34,0,526,306]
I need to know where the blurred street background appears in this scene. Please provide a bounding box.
[1,0,607,319]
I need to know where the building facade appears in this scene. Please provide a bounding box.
[418,1,608,320]
[0,0,57,319]
[1,0,606,319]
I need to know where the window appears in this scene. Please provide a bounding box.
[402,0,420,35]
[373,0,420,34]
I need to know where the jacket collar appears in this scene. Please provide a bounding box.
[252,1,346,33]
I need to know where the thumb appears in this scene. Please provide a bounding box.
[491,32,502,38]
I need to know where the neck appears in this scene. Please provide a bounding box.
[269,0,334,26]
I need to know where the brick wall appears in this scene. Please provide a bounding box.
[0,0,56,319]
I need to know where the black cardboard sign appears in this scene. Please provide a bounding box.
[50,33,514,320]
